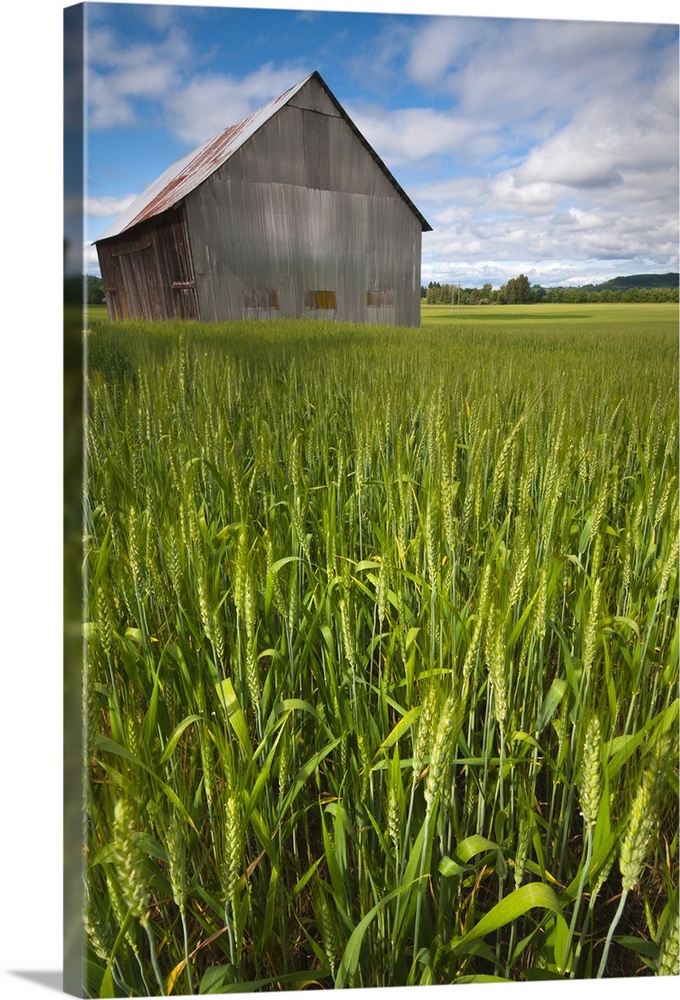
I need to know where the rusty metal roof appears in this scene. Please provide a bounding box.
[95,71,431,242]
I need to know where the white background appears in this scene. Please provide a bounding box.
[1,1,676,998]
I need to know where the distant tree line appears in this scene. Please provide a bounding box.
[421,272,679,305]
[423,276,544,305]
[541,285,678,303]
[87,275,105,304]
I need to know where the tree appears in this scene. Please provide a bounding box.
[86,274,105,305]
[500,273,532,304]
[425,281,461,305]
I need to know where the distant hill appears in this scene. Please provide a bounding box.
[595,272,679,291]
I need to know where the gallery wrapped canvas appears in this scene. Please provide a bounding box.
[65,2,679,997]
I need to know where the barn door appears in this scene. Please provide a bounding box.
[164,208,199,320]
[103,286,123,320]
[113,245,156,318]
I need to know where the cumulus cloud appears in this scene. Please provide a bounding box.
[86,15,313,147]
[401,17,678,174]
[400,17,678,285]
[349,104,485,166]
[406,17,666,115]
[83,243,102,274]
[514,98,678,191]
[86,24,191,130]
[406,16,483,91]
[165,62,312,146]
[85,194,139,218]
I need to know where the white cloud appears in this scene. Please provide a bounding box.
[414,175,490,206]
[85,194,139,218]
[84,243,102,274]
[407,17,666,117]
[350,104,484,165]
[404,17,678,285]
[87,73,138,129]
[400,15,678,190]
[165,62,311,146]
[490,174,562,213]
[515,96,679,192]
[406,16,484,90]
[86,19,311,148]
[86,24,191,130]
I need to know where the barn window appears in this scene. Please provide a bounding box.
[242,288,281,319]
[305,290,336,310]
[243,289,281,311]
[366,289,395,307]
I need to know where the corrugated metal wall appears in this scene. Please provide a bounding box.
[185,76,423,326]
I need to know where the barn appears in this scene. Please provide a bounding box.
[94,71,431,327]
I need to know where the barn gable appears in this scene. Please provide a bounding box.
[95,71,430,326]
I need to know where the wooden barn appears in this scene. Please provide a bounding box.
[94,71,431,327]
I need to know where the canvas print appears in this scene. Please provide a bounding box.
[65,1,679,996]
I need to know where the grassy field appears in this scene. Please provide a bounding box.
[83,306,678,995]
[420,301,679,329]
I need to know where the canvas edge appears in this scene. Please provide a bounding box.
[64,3,87,997]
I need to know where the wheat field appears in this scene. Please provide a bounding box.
[83,313,678,995]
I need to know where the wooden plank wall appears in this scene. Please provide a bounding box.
[97,207,198,321]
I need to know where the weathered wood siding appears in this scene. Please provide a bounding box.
[97,206,198,321]
[184,76,423,326]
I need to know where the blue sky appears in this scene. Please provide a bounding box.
[82,0,679,288]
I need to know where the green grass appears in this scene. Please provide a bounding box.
[83,309,678,995]
[421,301,679,329]
[85,303,109,324]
